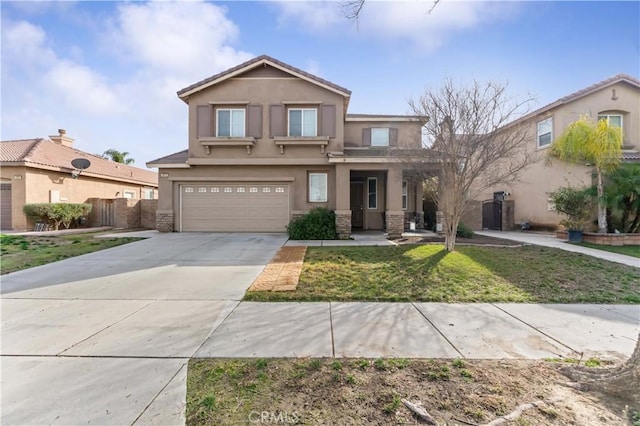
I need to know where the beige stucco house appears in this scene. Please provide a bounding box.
[0,130,158,230]
[471,74,640,231]
[147,55,426,238]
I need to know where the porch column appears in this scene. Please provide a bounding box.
[414,182,424,229]
[335,164,351,239]
[386,167,404,238]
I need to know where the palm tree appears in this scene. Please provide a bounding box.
[549,115,622,234]
[605,163,640,233]
[102,149,135,165]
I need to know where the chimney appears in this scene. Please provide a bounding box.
[49,129,75,147]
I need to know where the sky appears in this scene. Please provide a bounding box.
[2,0,639,168]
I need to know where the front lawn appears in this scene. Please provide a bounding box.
[0,233,143,274]
[573,242,640,258]
[244,245,640,303]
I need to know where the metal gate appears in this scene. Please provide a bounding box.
[482,199,502,230]
[101,199,115,226]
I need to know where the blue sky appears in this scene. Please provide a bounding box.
[2,1,638,167]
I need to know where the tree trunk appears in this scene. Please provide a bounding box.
[596,168,608,234]
[444,225,457,251]
[561,333,640,410]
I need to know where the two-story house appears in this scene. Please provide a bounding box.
[147,55,427,238]
[470,74,640,231]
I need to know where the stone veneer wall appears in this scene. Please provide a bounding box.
[156,210,174,232]
[386,211,404,238]
[403,211,425,230]
[335,210,352,239]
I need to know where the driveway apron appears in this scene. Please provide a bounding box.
[1,232,287,425]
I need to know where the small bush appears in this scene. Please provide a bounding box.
[456,222,474,238]
[23,203,92,230]
[287,208,337,240]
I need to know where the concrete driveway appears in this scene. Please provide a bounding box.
[1,232,288,425]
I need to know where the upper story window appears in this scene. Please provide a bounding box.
[289,108,317,137]
[598,114,623,130]
[371,128,390,147]
[537,117,552,148]
[217,109,245,137]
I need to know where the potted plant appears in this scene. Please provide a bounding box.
[549,186,592,243]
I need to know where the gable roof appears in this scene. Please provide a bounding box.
[177,55,352,101]
[524,73,640,121]
[146,149,189,167]
[0,138,158,186]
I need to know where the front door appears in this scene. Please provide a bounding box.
[350,182,364,228]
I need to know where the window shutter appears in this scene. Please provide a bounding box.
[389,128,398,146]
[197,106,211,138]
[269,105,285,138]
[362,128,371,146]
[321,104,336,138]
[247,105,263,138]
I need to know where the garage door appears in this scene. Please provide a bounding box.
[1,183,11,230]
[181,183,289,232]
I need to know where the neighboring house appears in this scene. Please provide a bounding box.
[147,55,426,238]
[472,74,640,231]
[0,130,158,230]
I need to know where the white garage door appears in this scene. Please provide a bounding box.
[180,183,289,232]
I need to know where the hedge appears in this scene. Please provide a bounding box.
[287,208,337,240]
[23,203,92,230]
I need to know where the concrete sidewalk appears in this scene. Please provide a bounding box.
[195,302,639,361]
[477,231,639,268]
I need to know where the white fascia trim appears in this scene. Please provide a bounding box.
[146,163,190,169]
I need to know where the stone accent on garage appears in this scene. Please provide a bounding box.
[156,210,174,232]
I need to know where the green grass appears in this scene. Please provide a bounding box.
[244,245,640,303]
[573,242,640,258]
[0,233,142,274]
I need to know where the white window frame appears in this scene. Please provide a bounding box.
[371,128,390,147]
[308,172,328,203]
[402,180,408,210]
[537,117,553,148]
[598,114,623,130]
[367,177,377,209]
[142,188,154,200]
[123,190,135,199]
[216,108,245,137]
[288,108,317,137]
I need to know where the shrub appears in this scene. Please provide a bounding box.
[456,222,474,238]
[23,203,92,230]
[287,208,337,240]
[549,186,592,231]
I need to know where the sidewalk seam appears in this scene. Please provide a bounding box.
[490,303,581,356]
[411,302,465,358]
[329,302,336,358]
[56,300,155,356]
[190,300,242,357]
[131,362,187,425]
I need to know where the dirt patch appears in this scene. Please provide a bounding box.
[187,358,631,425]
[393,235,523,247]
[248,246,307,292]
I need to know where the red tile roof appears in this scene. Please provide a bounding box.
[0,138,158,186]
[177,55,352,100]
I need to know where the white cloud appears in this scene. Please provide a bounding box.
[275,0,521,51]
[109,1,252,81]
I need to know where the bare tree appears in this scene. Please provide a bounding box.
[341,0,440,21]
[402,79,537,251]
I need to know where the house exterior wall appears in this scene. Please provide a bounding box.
[0,165,157,230]
[476,81,639,230]
[344,120,423,148]
[186,76,345,159]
